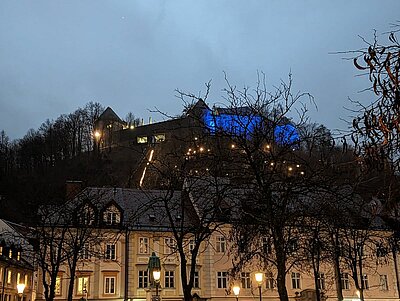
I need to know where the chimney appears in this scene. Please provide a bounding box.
[65,180,84,200]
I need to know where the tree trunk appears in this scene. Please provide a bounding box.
[67,254,78,301]
[276,262,289,301]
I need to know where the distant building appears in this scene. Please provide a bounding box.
[0,219,36,301]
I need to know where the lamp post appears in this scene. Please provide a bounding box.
[255,272,263,301]
[148,252,161,301]
[232,286,240,301]
[17,283,25,301]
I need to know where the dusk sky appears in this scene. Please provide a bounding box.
[1,1,399,140]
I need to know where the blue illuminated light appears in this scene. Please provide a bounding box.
[203,110,261,137]
[203,107,299,145]
[274,124,299,145]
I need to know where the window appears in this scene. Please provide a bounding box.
[154,134,166,143]
[317,273,325,290]
[291,272,301,289]
[137,136,148,144]
[104,277,116,294]
[139,237,149,254]
[7,271,11,284]
[24,274,28,286]
[8,249,12,258]
[80,204,95,225]
[217,272,228,288]
[288,239,298,253]
[165,271,175,288]
[106,212,117,225]
[189,240,195,253]
[0,246,2,255]
[81,244,90,260]
[362,274,369,290]
[105,244,116,260]
[164,238,176,255]
[241,272,251,289]
[17,273,21,285]
[194,271,200,288]
[0,267,3,283]
[77,276,89,295]
[341,273,350,290]
[380,275,389,291]
[216,236,226,253]
[138,270,148,288]
[17,251,21,261]
[265,272,274,290]
[261,237,272,254]
[55,277,62,295]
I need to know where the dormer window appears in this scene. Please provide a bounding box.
[78,203,96,226]
[103,204,121,226]
[149,214,155,222]
[106,212,118,225]
[8,249,12,259]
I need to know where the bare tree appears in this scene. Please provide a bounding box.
[35,191,119,301]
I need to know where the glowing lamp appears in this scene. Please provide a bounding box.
[255,272,263,285]
[17,283,25,295]
[232,286,240,296]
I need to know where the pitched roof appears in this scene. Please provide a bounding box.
[73,187,186,230]
[97,107,124,123]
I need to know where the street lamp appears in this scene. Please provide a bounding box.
[148,252,161,301]
[17,283,25,301]
[232,286,240,301]
[255,272,263,301]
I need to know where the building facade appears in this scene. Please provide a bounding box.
[33,187,400,301]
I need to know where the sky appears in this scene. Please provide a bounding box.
[1,0,399,140]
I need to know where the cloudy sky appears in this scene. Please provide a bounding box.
[1,0,399,140]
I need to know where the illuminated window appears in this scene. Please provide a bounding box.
[138,270,148,288]
[7,271,11,284]
[55,277,62,295]
[154,134,166,143]
[0,246,3,255]
[77,276,89,295]
[17,273,20,285]
[24,274,28,286]
[137,136,148,144]
[104,277,116,294]
[8,249,12,258]
[216,236,226,253]
[139,237,149,254]
[17,251,21,261]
